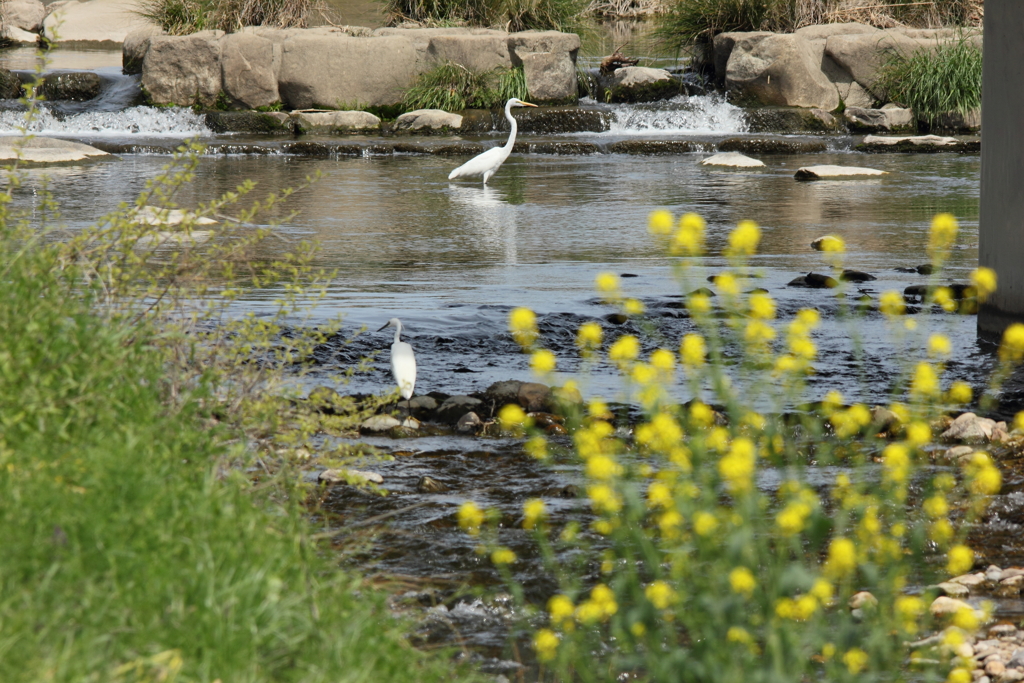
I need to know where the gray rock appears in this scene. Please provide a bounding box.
[935,581,971,598]
[602,66,677,103]
[361,414,401,432]
[142,31,224,107]
[0,136,110,165]
[221,31,280,109]
[394,109,463,132]
[417,475,448,493]
[942,412,998,442]
[408,395,438,419]
[518,382,550,412]
[292,110,381,134]
[426,32,511,73]
[933,108,981,131]
[521,51,575,104]
[4,0,45,31]
[862,133,958,147]
[718,31,841,109]
[319,468,384,485]
[929,595,974,616]
[307,385,345,414]
[40,71,102,101]
[700,151,764,167]
[948,572,987,587]
[507,30,580,60]
[436,395,483,424]
[0,69,23,99]
[845,106,914,132]
[483,381,524,409]
[987,565,1005,582]
[794,164,887,179]
[456,411,482,433]
[122,26,163,75]
[718,135,828,154]
[1007,649,1024,669]
[1,25,39,44]
[43,0,159,45]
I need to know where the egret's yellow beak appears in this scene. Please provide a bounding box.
[522,101,538,107]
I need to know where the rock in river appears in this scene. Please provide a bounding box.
[788,272,839,288]
[394,109,463,133]
[0,137,111,166]
[795,165,887,180]
[700,152,765,168]
[436,395,483,424]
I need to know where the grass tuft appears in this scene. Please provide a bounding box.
[401,62,528,112]
[383,0,586,33]
[136,0,333,34]
[875,32,982,128]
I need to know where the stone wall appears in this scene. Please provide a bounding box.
[714,23,983,112]
[126,26,581,110]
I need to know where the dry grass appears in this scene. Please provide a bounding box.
[136,0,336,34]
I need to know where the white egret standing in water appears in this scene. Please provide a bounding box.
[448,97,537,184]
[378,318,416,411]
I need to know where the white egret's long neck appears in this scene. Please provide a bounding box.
[393,321,403,344]
[503,101,517,150]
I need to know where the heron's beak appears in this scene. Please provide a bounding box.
[522,101,538,107]
[376,322,389,332]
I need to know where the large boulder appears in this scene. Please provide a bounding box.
[717,31,842,109]
[508,30,580,61]
[122,26,164,74]
[5,0,45,31]
[0,69,23,99]
[844,105,914,132]
[142,31,224,107]
[394,109,462,132]
[521,51,575,103]
[221,31,280,109]
[42,0,159,45]
[291,110,381,133]
[600,66,677,103]
[40,71,103,101]
[278,31,424,109]
[425,32,512,73]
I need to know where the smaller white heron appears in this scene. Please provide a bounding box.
[377,318,417,409]
[448,97,538,185]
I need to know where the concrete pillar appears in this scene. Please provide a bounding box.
[978,0,1024,338]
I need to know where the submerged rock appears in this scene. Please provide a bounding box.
[319,468,384,485]
[0,136,111,166]
[787,272,839,288]
[840,269,876,282]
[417,475,448,493]
[719,136,827,155]
[395,109,463,133]
[811,235,843,251]
[39,71,102,101]
[608,140,695,155]
[361,414,401,432]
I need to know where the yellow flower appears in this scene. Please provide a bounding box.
[647,481,673,509]
[650,348,676,373]
[933,286,956,312]
[590,584,618,617]
[930,519,954,543]
[680,334,706,368]
[928,213,959,260]
[595,272,620,295]
[648,209,674,235]
[822,643,836,660]
[631,622,646,637]
[644,580,677,610]
[923,494,949,519]
[458,501,485,535]
[587,454,622,481]
[609,335,640,363]
[911,362,939,397]
[659,509,683,538]
[715,272,740,296]
[588,484,622,514]
[947,668,972,683]
[690,401,714,427]
[576,322,603,354]
[947,544,974,575]
[548,594,574,628]
[895,595,925,621]
[744,319,776,346]
[509,307,538,347]
[880,290,905,317]
[624,298,645,316]
[499,404,528,429]
[928,333,952,357]
[631,363,657,385]
[491,547,517,565]
[776,501,812,535]
[531,349,556,375]
[719,437,756,493]
[749,292,776,319]
[953,606,980,631]
[824,537,857,578]
[688,293,712,315]
[727,626,753,644]
[817,235,845,252]
[810,578,833,604]
[842,648,869,674]
[775,595,818,621]
[1000,323,1024,362]
[948,381,973,404]
[673,213,706,256]
[729,567,756,596]
[970,267,997,302]
[727,220,761,257]
[965,452,1002,496]
[533,628,559,661]
[523,498,546,529]
[693,511,718,536]
[905,421,931,447]
[525,435,548,460]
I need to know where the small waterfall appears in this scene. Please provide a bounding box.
[0,70,211,137]
[604,94,748,135]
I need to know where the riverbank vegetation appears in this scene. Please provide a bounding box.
[876,31,982,129]
[459,212,1015,681]
[401,62,528,112]
[0,72,475,680]
[137,0,331,34]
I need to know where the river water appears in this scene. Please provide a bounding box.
[4,44,1020,673]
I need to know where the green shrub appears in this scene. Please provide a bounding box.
[136,0,332,35]
[654,0,796,53]
[383,0,585,33]
[466,213,1011,682]
[401,62,528,112]
[876,32,982,128]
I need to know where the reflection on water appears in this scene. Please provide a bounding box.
[10,149,983,404]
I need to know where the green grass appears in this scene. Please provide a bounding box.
[135,0,331,34]
[401,62,529,112]
[0,226,477,683]
[875,32,982,128]
[382,0,585,32]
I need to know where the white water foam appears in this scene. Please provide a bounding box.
[604,93,748,135]
[0,106,210,137]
